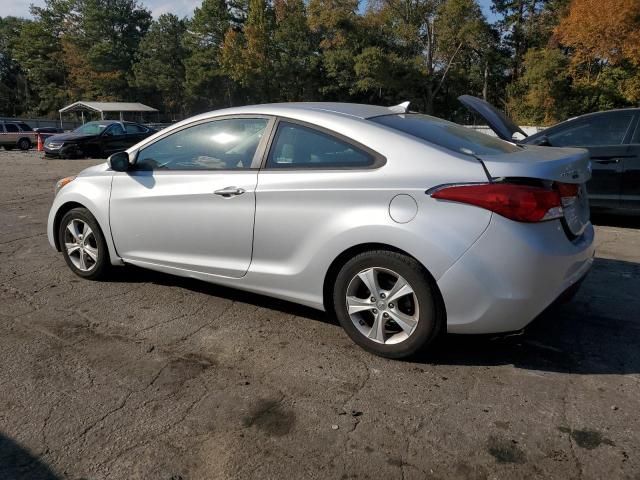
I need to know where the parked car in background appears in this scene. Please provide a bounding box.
[0,121,36,150]
[34,126,63,141]
[44,120,156,159]
[48,102,594,358]
[459,95,640,214]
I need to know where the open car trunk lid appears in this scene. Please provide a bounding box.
[477,145,592,237]
[458,95,527,142]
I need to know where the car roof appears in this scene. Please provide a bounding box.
[564,108,640,122]
[193,102,401,121]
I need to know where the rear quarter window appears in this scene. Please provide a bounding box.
[370,114,520,156]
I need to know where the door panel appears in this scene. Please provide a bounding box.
[3,123,20,145]
[542,111,637,210]
[585,145,627,209]
[621,145,640,211]
[110,170,258,277]
[108,116,271,278]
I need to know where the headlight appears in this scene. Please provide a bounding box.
[46,141,64,149]
[55,176,76,195]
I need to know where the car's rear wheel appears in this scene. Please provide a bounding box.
[18,138,31,150]
[58,208,110,280]
[333,250,442,359]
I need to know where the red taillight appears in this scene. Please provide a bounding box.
[431,183,563,222]
[555,182,579,208]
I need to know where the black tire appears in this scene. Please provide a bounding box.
[4,145,14,151]
[58,207,110,280]
[333,250,443,359]
[18,138,31,150]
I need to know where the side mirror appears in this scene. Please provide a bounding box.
[530,135,551,147]
[108,151,130,172]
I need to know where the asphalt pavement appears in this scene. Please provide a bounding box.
[1,150,639,479]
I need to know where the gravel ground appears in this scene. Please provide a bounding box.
[1,149,639,480]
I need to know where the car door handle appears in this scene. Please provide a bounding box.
[593,159,620,164]
[214,186,245,197]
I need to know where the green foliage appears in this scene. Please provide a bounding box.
[183,0,233,112]
[0,17,29,116]
[0,0,638,125]
[507,47,570,124]
[63,0,152,100]
[133,14,188,117]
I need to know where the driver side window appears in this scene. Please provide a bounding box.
[135,118,269,171]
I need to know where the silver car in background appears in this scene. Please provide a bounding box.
[48,102,594,358]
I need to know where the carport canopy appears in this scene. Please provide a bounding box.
[59,101,158,123]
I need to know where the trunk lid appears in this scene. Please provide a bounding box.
[458,94,527,142]
[477,145,592,237]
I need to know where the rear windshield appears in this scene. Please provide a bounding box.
[370,114,520,156]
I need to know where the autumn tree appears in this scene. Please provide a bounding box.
[220,0,275,103]
[555,0,640,104]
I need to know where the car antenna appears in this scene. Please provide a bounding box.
[389,101,410,114]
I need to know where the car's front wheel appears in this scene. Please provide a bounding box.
[18,138,31,150]
[58,208,110,280]
[333,250,442,359]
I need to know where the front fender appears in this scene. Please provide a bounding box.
[47,174,123,266]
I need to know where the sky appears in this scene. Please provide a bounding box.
[4,0,497,21]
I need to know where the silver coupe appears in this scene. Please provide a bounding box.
[48,102,595,358]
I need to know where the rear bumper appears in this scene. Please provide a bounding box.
[438,214,595,334]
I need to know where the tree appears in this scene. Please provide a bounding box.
[184,0,232,111]
[133,14,187,117]
[12,0,71,117]
[307,0,361,100]
[220,0,275,103]
[491,0,568,80]
[62,0,152,100]
[271,0,318,101]
[371,0,492,113]
[0,17,29,116]
[555,0,640,103]
[506,47,570,124]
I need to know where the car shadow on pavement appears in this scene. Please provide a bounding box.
[424,257,640,375]
[0,433,60,480]
[107,265,334,325]
[107,257,639,376]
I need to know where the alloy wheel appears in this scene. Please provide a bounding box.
[64,218,99,272]
[345,267,420,345]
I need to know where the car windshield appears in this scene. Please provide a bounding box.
[73,122,110,135]
[370,114,520,156]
